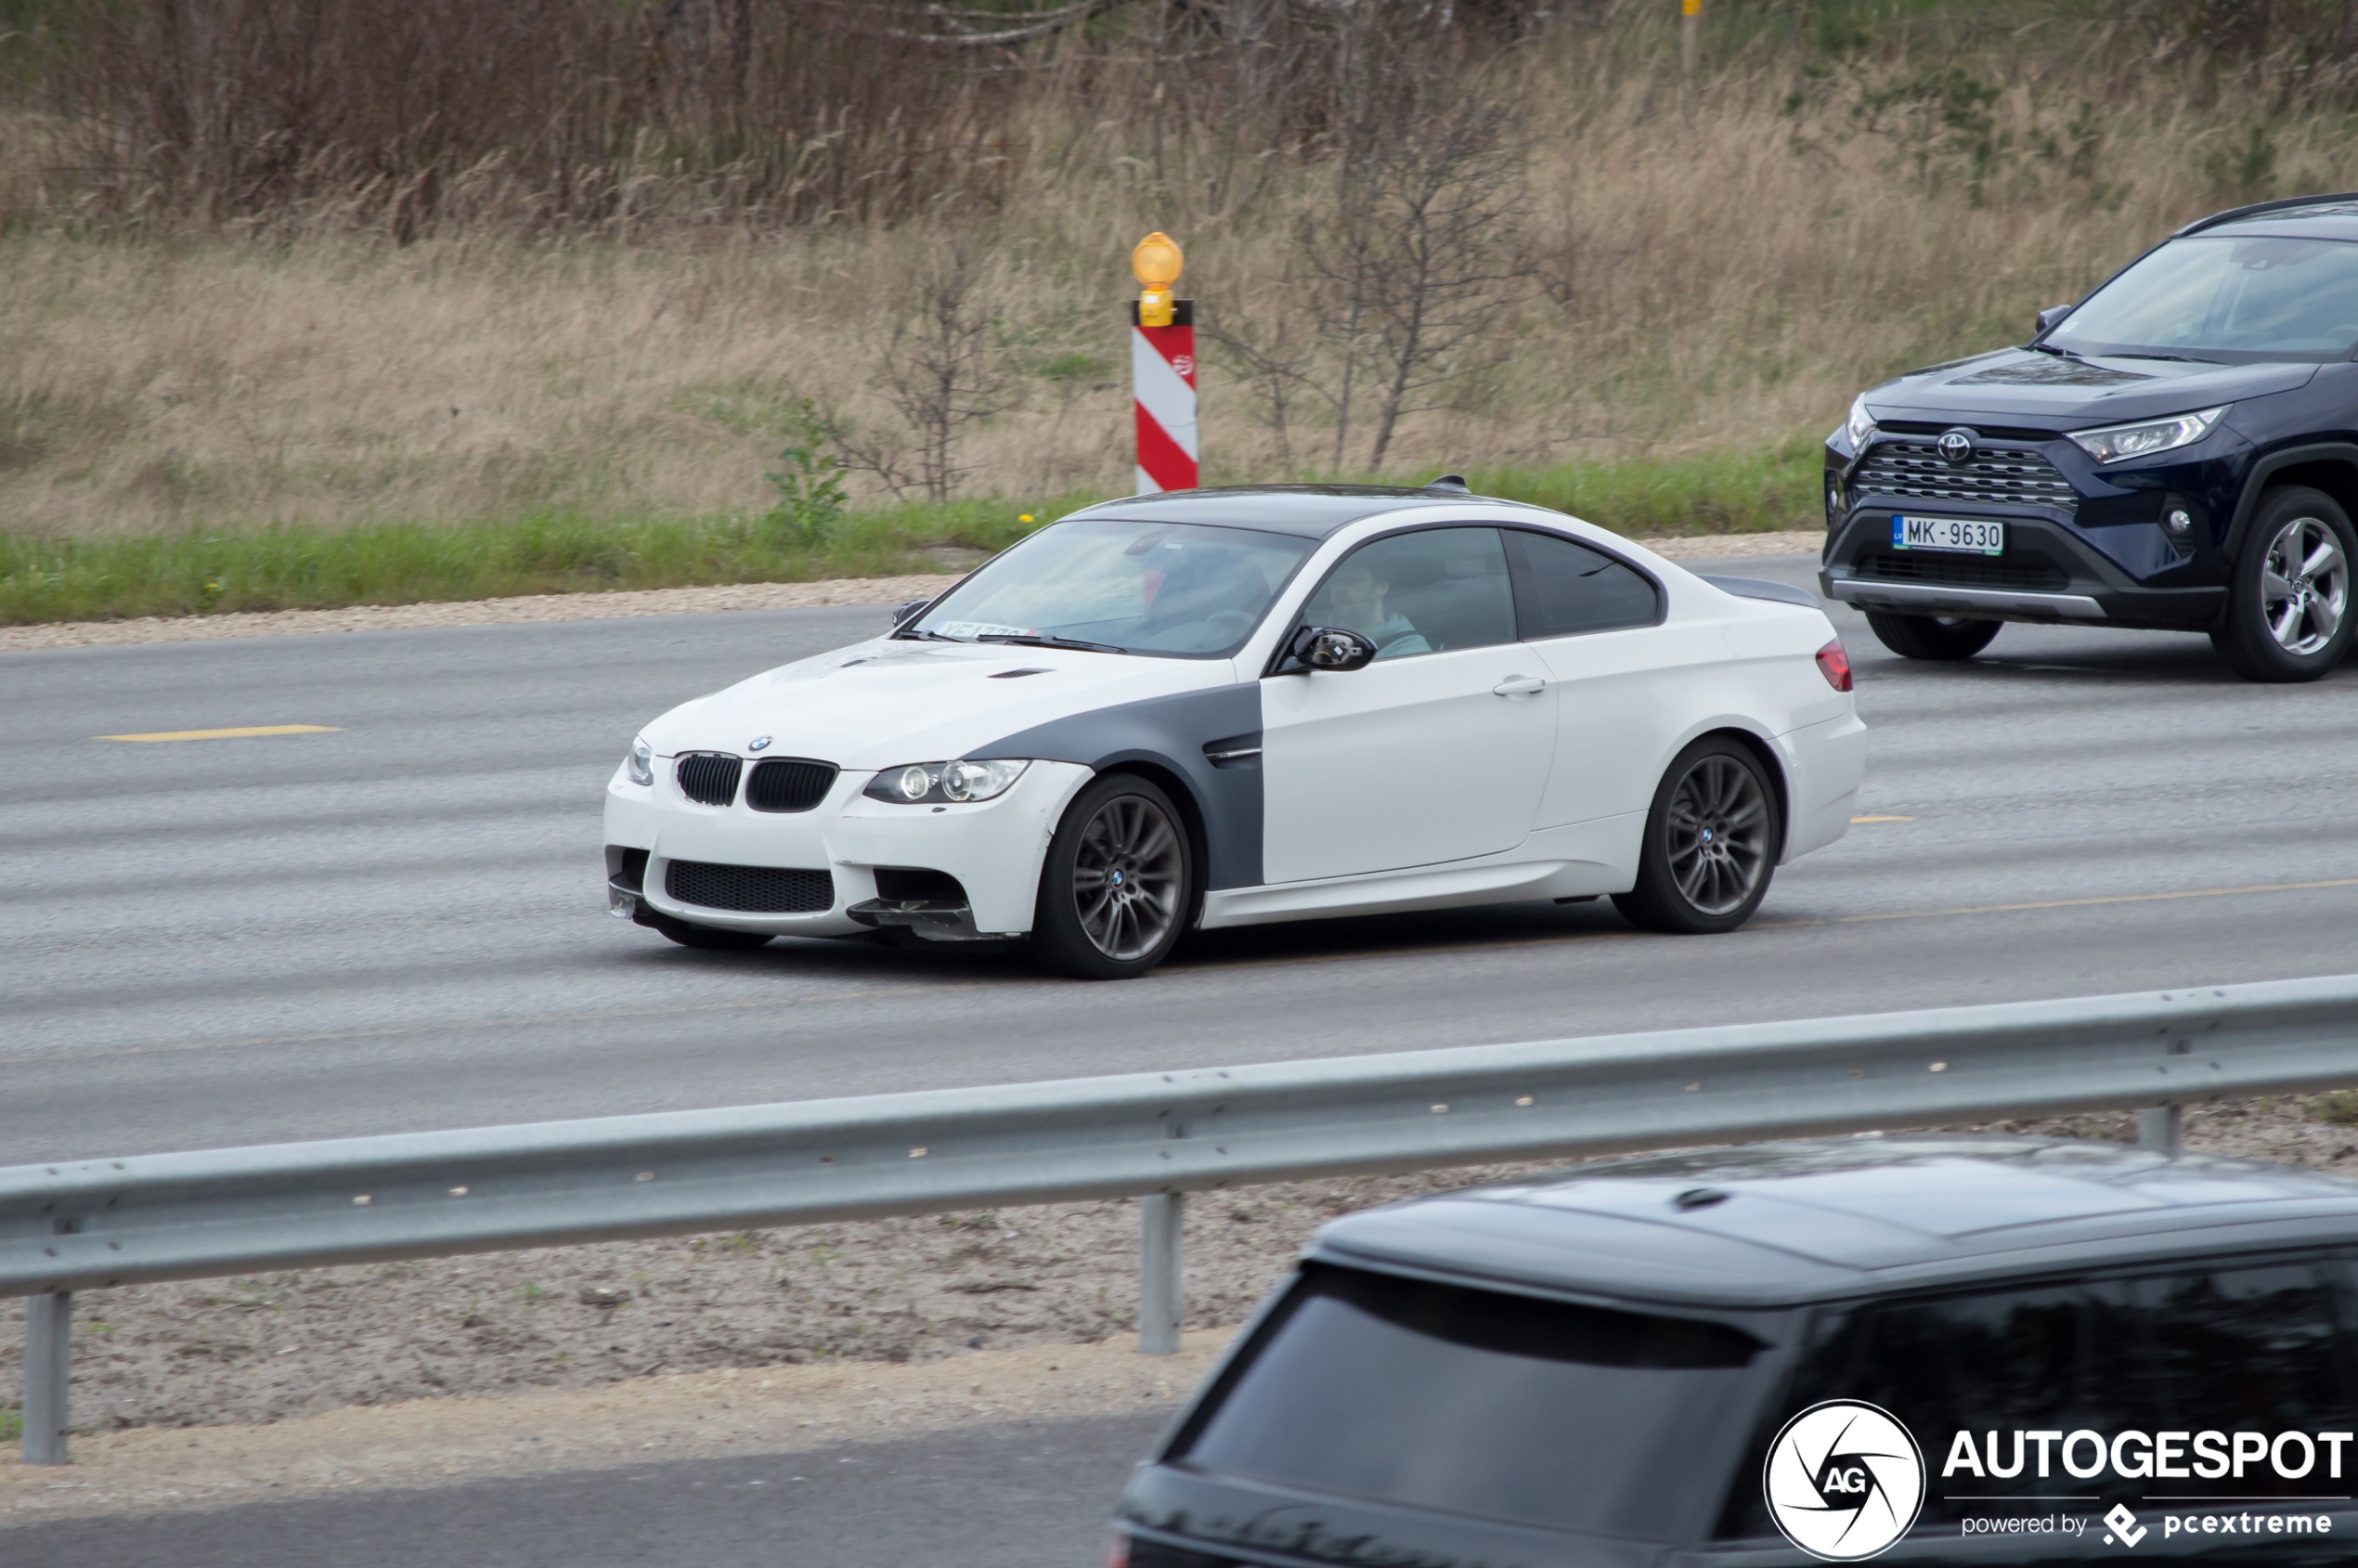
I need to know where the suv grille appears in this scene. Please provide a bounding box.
[1862,552,2071,592]
[1856,440,2079,515]
[746,758,837,812]
[665,860,834,914]
[676,753,743,807]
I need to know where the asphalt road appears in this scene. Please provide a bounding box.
[4,1410,1169,1568]
[8,554,2358,1164]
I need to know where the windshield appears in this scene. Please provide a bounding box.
[907,518,1316,657]
[1173,1263,1774,1539]
[2046,234,2358,364]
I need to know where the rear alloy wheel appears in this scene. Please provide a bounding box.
[2212,487,2356,682]
[644,912,774,951]
[1030,773,1193,979]
[1613,737,1782,935]
[1862,610,2002,661]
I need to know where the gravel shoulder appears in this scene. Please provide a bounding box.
[0,532,1826,653]
[6,1095,2357,1523]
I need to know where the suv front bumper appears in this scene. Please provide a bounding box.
[1819,512,2227,630]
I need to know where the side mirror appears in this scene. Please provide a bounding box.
[2034,304,2073,336]
[891,599,931,628]
[1287,625,1378,672]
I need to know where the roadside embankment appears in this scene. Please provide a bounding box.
[0,531,1825,653]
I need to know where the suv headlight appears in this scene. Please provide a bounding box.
[1844,395,1875,453]
[626,735,654,786]
[862,758,1030,804]
[2067,405,2229,464]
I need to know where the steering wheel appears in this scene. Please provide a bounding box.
[1372,628,1426,655]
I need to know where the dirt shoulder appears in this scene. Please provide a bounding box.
[0,1333,1233,1524]
[0,532,1825,654]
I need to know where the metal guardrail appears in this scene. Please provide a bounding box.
[13,973,2358,1464]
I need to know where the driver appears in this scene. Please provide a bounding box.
[1324,558,1431,659]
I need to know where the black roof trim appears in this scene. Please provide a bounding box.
[2175,191,2358,237]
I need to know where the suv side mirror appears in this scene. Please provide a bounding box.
[2034,304,2074,336]
[1286,625,1378,672]
[891,599,931,628]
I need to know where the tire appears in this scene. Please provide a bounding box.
[1612,737,1782,935]
[1029,773,1194,980]
[1863,610,2002,661]
[643,912,774,951]
[2211,486,2356,682]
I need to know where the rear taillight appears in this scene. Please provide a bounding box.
[1815,638,1853,692]
[1105,1527,1131,1568]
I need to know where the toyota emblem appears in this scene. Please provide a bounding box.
[1937,428,1976,465]
[747,735,771,752]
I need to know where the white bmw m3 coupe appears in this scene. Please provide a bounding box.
[604,482,1866,978]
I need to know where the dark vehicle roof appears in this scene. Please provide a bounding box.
[1061,484,1549,538]
[1310,1136,2358,1312]
[2179,192,2358,243]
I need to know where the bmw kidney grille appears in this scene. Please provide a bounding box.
[675,753,743,806]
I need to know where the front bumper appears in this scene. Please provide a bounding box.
[602,758,1095,938]
[1820,434,2233,630]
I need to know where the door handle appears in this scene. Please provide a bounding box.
[1492,675,1548,696]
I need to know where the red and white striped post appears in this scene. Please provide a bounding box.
[1130,231,1197,494]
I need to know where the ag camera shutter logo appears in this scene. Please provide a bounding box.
[1764,1400,1926,1561]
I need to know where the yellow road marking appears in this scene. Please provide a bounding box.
[96,724,344,743]
[1851,815,1914,823]
[1825,876,2358,927]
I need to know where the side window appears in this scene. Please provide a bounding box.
[2129,1261,2357,1498]
[1504,529,1662,638]
[1296,527,1514,659]
[1718,1283,2149,1539]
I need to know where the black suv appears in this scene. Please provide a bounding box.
[1114,1137,2358,1565]
[1824,195,2358,681]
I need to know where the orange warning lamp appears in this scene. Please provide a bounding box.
[1132,232,1183,328]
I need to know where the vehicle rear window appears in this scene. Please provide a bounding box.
[1174,1263,1771,1538]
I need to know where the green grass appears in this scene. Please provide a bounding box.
[0,446,1819,626]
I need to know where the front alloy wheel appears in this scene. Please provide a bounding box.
[1613,737,1782,935]
[1030,774,1193,978]
[2214,486,2357,682]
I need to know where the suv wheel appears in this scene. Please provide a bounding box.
[1030,773,1194,979]
[1862,610,2001,661]
[1613,737,1782,935]
[2213,486,2356,682]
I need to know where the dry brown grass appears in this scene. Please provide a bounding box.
[7,13,2358,538]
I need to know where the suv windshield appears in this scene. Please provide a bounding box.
[2046,234,2358,364]
[1173,1263,1774,1539]
[906,518,1316,657]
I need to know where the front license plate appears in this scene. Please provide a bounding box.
[1892,515,2004,555]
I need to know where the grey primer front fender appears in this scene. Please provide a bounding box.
[967,685,1263,889]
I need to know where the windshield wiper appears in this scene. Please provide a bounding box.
[2028,342,2082,358]
[975,633,1127,654]
[889,627,960,641]
[2106,352,2222,364]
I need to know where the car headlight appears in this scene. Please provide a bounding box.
[1844,395,1875,452]
[2067,405,2229,464]
[626,735,654,786]
[862,758,1030,805]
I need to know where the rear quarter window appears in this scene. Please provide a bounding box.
[1172,1262,1775,1540]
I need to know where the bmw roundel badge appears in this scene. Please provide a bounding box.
[747,735,771,752]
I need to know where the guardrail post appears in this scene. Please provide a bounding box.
[2138,1106,2183,1155]
[1139,1193,1184,1354]
[21,1290,71,1465]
